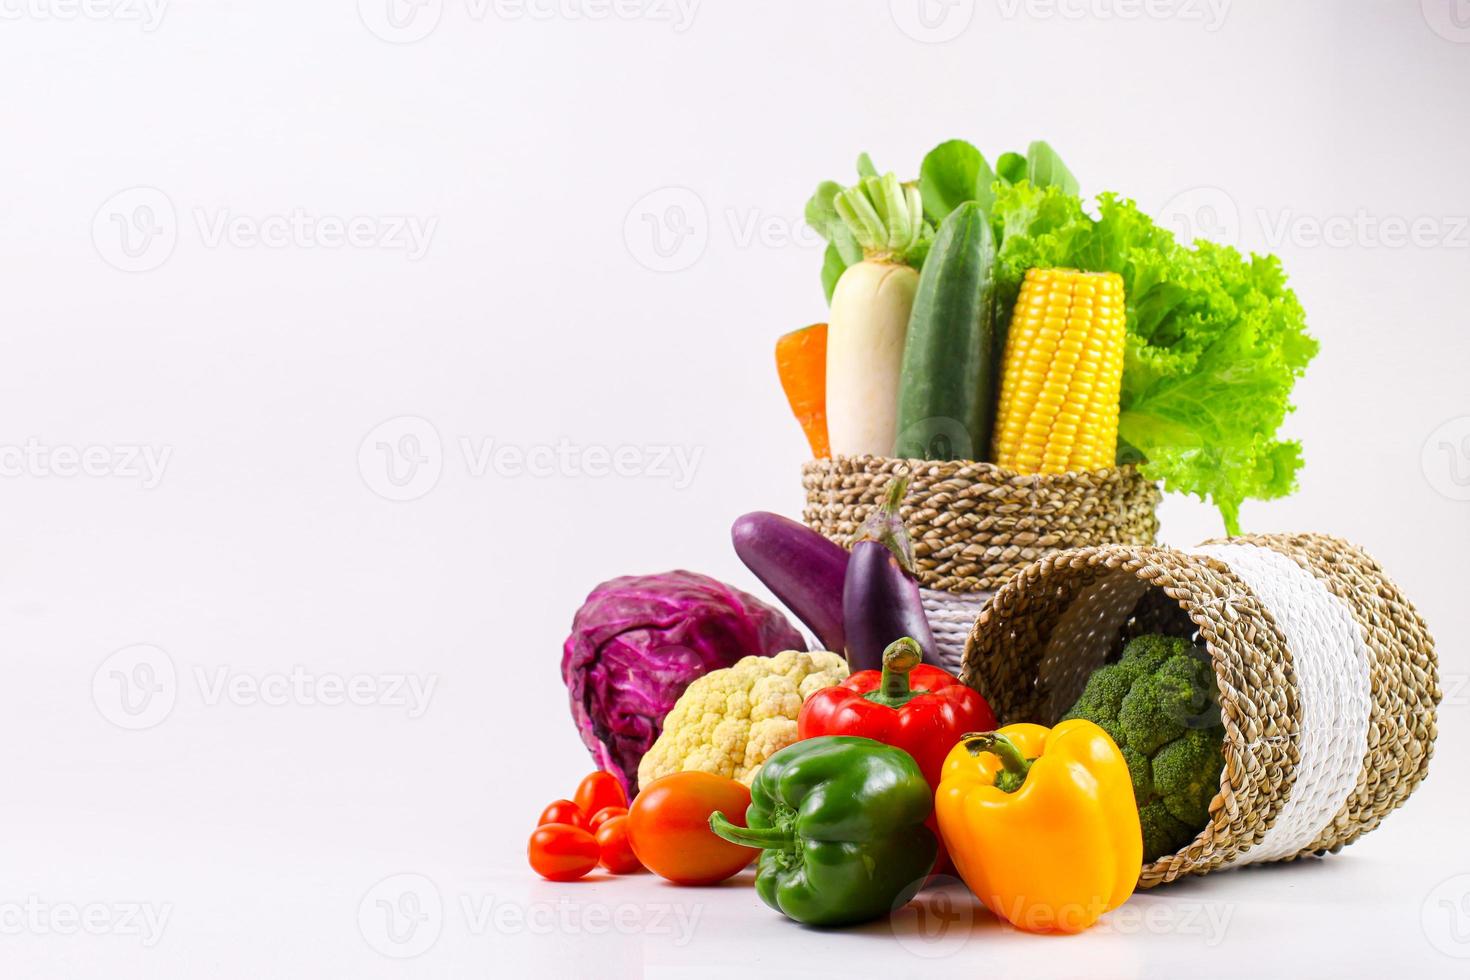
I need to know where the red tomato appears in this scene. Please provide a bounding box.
[528,824,599,882]
[626,772,757,886]
[594,815,643,874]
[537,799,588,831]
[588,805,628,832]
[574,771,627,819]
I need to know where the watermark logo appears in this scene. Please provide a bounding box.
[93,189,437,271]
[93,647,438,728]
[622,187,823,272]
[358,417,705,501]
[0,898,172,947]
[358,0,444,43]
[93,645,177,731]
[624,187,708,273]
[1424,416,1470,502]
[1159,185,1240,246]
[358,416,444,503]
[1422,0,1470,43]
[359,874,443,959]
[1158,186,1470,251]
[889,877,978,958]
[357,876,704,957]
[1423,874,1470,958]
[890,0,976,43]
[92,187,177,273]
[0,0,168,30]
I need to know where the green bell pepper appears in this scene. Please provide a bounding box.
[708,735,937,926]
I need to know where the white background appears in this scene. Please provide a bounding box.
[1,1,1467,977]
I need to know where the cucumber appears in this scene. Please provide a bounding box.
[892,201,998,462]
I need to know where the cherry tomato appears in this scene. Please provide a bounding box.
[626,772,757,885]
[594,815,643,874]
[588,805,628,833]
[528,823,599,882]
[537,799,588,831]
[574,771,627,819]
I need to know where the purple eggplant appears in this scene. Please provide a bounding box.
[841,476,939,671]
[731,511,848,654]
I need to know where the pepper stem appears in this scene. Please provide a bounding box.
[708,812,790,850]
[961,731,1033,793]
[862,637,924,708]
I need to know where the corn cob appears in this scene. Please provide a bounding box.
[992,268,1126,475]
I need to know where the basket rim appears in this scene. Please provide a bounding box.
[802,454,1148,488]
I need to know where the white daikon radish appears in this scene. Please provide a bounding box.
[824,174,930,458]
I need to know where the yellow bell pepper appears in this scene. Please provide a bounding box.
[935,720,1142,934]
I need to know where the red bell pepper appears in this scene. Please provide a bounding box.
[797,636,996,789]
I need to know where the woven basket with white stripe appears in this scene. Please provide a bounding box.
[961,532,1441,887]
[802,455,1162,672]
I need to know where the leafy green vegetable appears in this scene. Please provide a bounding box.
[919,140,997,223]
[995,151,1026,185]
[1024,140,1078,197]
[805,179,863,302]
[986,181,1316,533]
[809,140,1078,301]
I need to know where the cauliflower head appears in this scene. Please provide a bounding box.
[637,649,848,788]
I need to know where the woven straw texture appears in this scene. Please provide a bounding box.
[802,456,1162,594]
[960,533,1440,887]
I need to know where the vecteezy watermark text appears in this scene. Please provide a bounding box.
[0,0,168,30]
[357,873,703,959]
[358,416,704,502]
[92,645,438,730]
[622,186,822,273]
[995,0,1230,29]
[889,0,1228,43]
[93,187,437,272]
[1160,186,1470,251]
[357,0,699,44]
[0,439,170,489]
[0,897,172,948]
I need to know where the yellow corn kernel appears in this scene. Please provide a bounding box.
[992,268,1127,475]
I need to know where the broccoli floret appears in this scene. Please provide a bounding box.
[1063,633,1225,862]
[1155,728,1226,827]
[1138,800,1195,864]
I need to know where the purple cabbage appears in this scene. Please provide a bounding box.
[561,570,806,797]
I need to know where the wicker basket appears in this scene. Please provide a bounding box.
[961,532,1440,887]
[802,455,1162,670]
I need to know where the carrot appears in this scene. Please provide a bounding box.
[776,323,830,459]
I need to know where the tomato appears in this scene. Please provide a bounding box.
[594,815,643,874]
[626,772,757,886]
[537,799,588,831]
[588,805,627,832]
[528,823,599,882]
[574,771,627,818]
